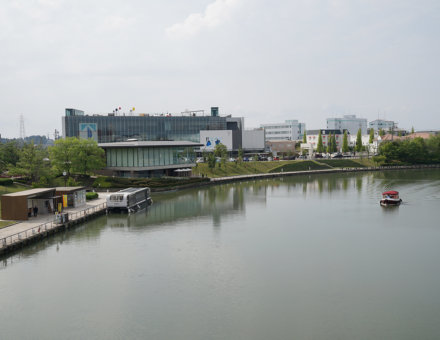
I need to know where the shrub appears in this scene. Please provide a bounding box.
[0,178,13,186]
[86,192,99,200]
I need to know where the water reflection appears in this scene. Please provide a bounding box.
[2,169,439,267]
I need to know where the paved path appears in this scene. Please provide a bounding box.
[0,193,109,244]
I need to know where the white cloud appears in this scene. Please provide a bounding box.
[166,0,241,39]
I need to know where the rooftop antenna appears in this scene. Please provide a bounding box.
[19,114,26,139]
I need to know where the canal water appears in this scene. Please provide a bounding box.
[1,169,440,339]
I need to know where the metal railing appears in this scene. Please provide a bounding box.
[0,202,107,250]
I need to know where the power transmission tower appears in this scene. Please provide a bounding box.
[19,115,26,140]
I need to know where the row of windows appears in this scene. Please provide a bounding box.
[64,116,227,143]
[107,147,196,168]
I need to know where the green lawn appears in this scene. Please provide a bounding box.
[193,161,282,178]
[315,159,369,168]
[269,161,332,173]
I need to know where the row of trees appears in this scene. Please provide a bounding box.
[0,138,105,186]
[377,135,440,164]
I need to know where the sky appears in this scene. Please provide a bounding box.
[0,0,439,138]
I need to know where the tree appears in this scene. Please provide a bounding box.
[331,134,337,153]
[369,128,374,144]
[72,139,105,174]
[0,141,20,171]
[379,128,385,137]
[342,130,349,153]
[302,131,307,144]
[50,137,105,176]
[214,143,227,168]
[238,148,244,162]
[316,130,323,153]
[207,153,216,169]
[13,142,49,183]
[411,126,415,134]
[49,137,78,176]
[355,128,363,152]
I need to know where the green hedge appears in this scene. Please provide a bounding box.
[92,176,210,189]
[86,192,99,200]
[0,178,13,186]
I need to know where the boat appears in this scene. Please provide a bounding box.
[106,187,152,213]
[380,190,402,207]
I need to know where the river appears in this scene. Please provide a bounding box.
[1,169,440,339]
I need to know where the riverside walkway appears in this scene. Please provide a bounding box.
[0,193,109,255]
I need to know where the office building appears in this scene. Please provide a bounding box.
[327,115,367,135]
[260,120,306,141]
[369,119,397,133]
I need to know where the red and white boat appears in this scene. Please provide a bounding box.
[380,190,402,207]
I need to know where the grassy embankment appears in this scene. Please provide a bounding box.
[193,158,376,178]
[0,183,28,227]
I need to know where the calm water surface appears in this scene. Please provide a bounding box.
[1,169,440,339]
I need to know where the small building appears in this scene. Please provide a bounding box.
[55,187,87,208]
[1,188,58,221]
[266,141,296,155]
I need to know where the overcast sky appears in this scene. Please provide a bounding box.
[1,0,439,138]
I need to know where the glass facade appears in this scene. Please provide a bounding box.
[63,115,227,143]
[105,146,196,168]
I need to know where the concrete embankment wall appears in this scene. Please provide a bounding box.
[208,164,440,185]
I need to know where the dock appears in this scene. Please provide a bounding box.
[0,194,108,256]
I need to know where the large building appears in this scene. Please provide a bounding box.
[260,120,306,141]
[62,107,242,144]
[327,115,367,135]
[369,119,397,133]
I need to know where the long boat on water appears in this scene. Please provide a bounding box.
[106,187,152,212]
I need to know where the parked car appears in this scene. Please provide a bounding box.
[228,157,236,162]
[314,153,323,158]
[331,153,343,159]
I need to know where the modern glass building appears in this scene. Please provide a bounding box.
[98,141,202,177]
[62,109,232,143]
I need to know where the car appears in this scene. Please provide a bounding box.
[314,154,323,158]
[228,157,236,162]
[331,153,343,159]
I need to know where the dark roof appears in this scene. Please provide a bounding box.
[99,141,203,148]
[307,129,348,135]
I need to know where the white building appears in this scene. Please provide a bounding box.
[302,129,347,152]
[327,115,367,135]
[242,129,265,151]
[369,119,397,133]
[260,120,306,141]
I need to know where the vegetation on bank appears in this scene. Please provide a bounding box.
[92,176,210,190]
[269,161,331,173]
[375,135,440,165]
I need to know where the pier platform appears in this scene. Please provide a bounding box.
[0,193,109,255]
